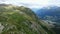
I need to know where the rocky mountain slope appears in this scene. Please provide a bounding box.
[0,4,55,34]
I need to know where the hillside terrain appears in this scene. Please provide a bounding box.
[0,4,55,34]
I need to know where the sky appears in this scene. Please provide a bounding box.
[0,0,60,9]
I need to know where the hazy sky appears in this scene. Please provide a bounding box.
[0,0,60,8]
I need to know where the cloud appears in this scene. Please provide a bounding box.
[0,0,60,8]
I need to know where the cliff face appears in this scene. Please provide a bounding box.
[0,4,55,34]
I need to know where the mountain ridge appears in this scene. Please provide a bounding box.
[0,4,55,34]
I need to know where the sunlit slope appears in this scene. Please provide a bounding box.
[0,4,55,34]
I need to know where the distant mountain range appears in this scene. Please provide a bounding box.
[36,6,60,22]
[35,6,60,34]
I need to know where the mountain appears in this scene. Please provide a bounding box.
[36,6,60,22]
[36,6,60,16]
[0,4,55,34]
[35,6,60,34]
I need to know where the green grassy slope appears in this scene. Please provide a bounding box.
[0,4,55,34]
